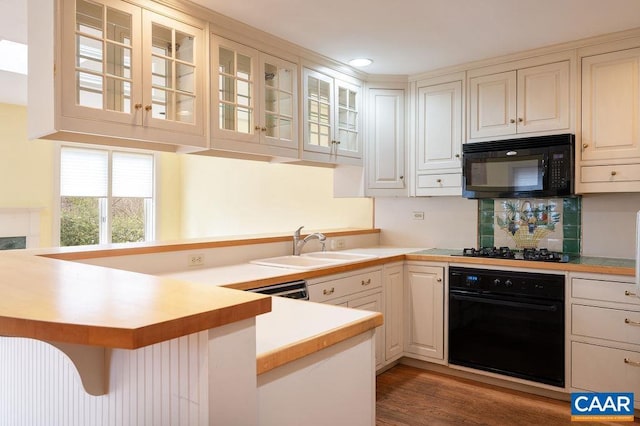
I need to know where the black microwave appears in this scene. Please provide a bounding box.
[462,134,575,199]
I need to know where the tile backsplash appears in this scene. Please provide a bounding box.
[478,197,581,255]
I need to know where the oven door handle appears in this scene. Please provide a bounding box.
[450,293,559,312]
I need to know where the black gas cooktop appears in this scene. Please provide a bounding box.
[458,247,570,263]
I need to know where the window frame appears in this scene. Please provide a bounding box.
[54,143,157,247]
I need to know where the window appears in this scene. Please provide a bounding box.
[60,146,155,246]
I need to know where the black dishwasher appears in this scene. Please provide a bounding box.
[448,267,565,387]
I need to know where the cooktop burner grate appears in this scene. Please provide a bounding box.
[461,247,570,263]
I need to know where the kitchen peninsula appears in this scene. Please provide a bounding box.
[0,237,383,426]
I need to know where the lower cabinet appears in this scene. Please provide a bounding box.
[383,263,404,363]
[307,267,385,369]
[570,273,640,404]
[404,263,445,362]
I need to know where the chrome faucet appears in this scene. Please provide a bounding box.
[293,226,326,255]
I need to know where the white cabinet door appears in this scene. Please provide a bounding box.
[404,265,444,361]
[469,61,570,140]
[367,88,405,190]
[581,48,640,162]
[469,71,517,139]
[303,68,363,165]
[349,292,384,370]
[383,264,404,362]
[516,61,569,134]
[260,54,298,149]
[416,80,462,171]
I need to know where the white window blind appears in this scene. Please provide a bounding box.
[60,147,108,196]
[112,152,154,197]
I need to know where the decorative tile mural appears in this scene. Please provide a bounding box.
[0,236,26,250]
[478,197,581,254]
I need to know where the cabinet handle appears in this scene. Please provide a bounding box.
[254,125,261,131]
[624,358,640,367]
[144,105,152,112]
[134,103,143,110]
[323,287,335,296]
[510,119,516,124]
[436,278,442,282]
[625,318,640,326]
[261,127,267,132]
[361,278,371,286]
[625,290,637,297]
[611,171,617,176]
[518,118,523,123]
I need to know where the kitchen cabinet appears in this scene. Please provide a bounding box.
[365,87,406,196]
[468,61,570,140]
[307,267,384,369]
[404,263,445,362]
[579,47,640,193]
[29,0,208,152]
[570,273,640,405]
[414,73,464,196]
[383,262,404,363]
[302,68,363,165]
[210,36,298,159]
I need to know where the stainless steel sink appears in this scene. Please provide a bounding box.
[249,251,378,270]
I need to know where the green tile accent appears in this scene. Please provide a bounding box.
[478,196,582,253]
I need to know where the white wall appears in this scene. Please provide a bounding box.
[374,197,478,249]
[374,193,640,259]
[581,193,640,259]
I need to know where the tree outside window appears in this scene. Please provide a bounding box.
[60,147,155,246]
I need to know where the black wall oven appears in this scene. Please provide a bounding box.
[448,267,565,388]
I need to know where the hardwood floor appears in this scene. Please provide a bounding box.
[376,364,639,426]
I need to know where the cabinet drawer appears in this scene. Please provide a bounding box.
[308,270,382,303]
[572,342,640,403]
[416,173,461,189]
[581,164,640,183]
[573,304,640,346]
[572,278,639,307]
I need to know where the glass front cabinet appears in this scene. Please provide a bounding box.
[303,68,363,165]
[54,0,207,149]
[211,36,298,159]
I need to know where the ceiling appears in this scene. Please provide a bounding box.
[3,0,640,105]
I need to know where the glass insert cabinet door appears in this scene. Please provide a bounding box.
[335,80,362,158]
[260,54,297,148]
[65,0,142,124]
[64,0,204,135]
[304,68,334,152]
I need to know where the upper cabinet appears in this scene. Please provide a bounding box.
[210,36,298,159]
[468,61,570,140]
[578,47,640,193]
[365,86,406,196]
[414,73,464,196]
[30,0,208,152]
[302,68,363,165]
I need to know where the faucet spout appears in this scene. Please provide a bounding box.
[292,226,326,255]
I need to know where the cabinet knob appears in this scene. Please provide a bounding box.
[254,125,261,131]
[518,117,523,123]
[436,278,442,282]
[134,103,143,110]
[510,119,516,124]
[399,175,404,180]
[625,318,640,326]
[611,170,617,176]
[625,290,637,297]
[455,154,460,158]
[323,287,335,296]
[144,105,152,112]
[582,143,589,149]
[624,358,640,367]
[361,278,371,286]
[261,127,267,132]
[436,179,442,183]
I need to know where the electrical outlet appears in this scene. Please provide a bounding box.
[331,239,346,250]
[412,211,425,220]
[188,254,204,267]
